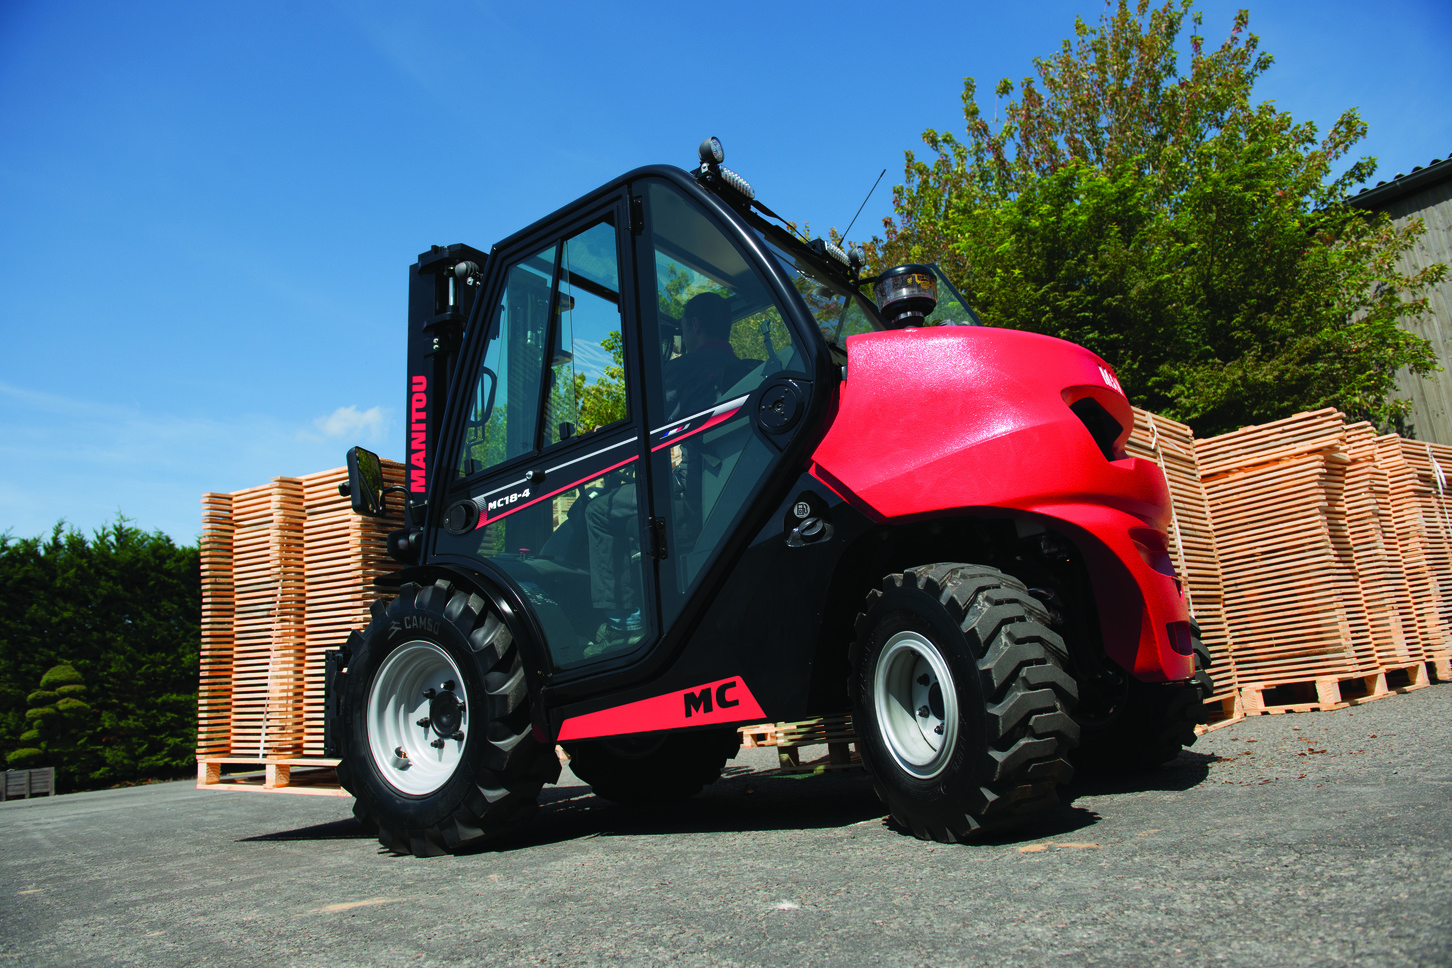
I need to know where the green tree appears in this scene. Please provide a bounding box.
[7,663,98,787]
[877,0,1442,436]
[0,518,200,790]
[576,330,628,432]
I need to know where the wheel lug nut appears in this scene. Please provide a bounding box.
[918,705,930,718]
[416,717,431,728]
[422,688,436,700]
[451,731,465,741]
[934,724,944,735]
[916,674,930,686]
[443,680,456,692]
[430,737,446,749]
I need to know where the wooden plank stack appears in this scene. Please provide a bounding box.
[196,461,405,794]
[228,478,308,757]
[196,492,235,758]
[1194,410,1379,704]
[1374,436,1452,664]
[738,715,860,773]
[1127,409,1242,729]
[1344,423,1424,669]
[299,464,407,756]
[1195,410,1452,715]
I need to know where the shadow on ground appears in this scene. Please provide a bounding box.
[241,817,374,842]
[1067,750,1216,797]
[237,750,1213,852]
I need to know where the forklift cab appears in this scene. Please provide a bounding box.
[424,167,869,682]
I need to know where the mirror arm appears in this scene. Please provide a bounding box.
[379,484,416,526]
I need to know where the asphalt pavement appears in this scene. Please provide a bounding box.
[3,682,1450,968]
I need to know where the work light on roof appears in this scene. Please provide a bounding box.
[693,135,755,205]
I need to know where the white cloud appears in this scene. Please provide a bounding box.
[307,405,388,444]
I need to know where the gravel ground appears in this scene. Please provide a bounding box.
[2,682,1449,968]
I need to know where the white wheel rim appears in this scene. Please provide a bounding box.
[873,630,958,779]
[367,641,469,796]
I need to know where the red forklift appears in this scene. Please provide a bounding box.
[331,138,1211,855]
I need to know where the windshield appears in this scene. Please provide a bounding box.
[921,265,984,327]
[757,234,881,346]
[756,231,982,343]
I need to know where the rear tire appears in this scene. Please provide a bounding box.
[336,580,561,856]
[565,729,740,804]
[1074,625,1214,772]
[850,564,1079,842]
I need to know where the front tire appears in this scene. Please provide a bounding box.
[336,580,560,856]
[850,564,1079,842]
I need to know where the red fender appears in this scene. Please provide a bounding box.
[811,326,1193,683]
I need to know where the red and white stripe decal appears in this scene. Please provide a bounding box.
[556,676,766,741]
[474,454,638,530]
[469,437,640,531]
[650,395,749,452]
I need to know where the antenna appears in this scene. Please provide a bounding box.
[841,168,886,241]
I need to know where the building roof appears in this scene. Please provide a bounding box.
[1349,153,1452,210]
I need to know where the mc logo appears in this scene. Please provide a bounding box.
[683,680,741,718]
[554,675,765,741]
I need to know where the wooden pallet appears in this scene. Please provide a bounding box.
[1239,667,1402,716]
[1127,409,1241,697]
[1431,651,1452,681]
[196,462,405,765]
[737,715,862,773]
[1195,691,1245,735]
[1197,411,1383,689]
[1382,660,1432,694]
[196,757,349,796]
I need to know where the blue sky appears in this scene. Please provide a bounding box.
[2,0,1449,545]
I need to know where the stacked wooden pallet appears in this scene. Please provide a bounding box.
[1126,408,1242,730]
[299,464,406,755]
[738,714,860,773]
[229,478,308,757]
[1343,423,1425,669]
[196,462,405,793]
[1196,410,1452,715]
[1195,410,1379,708]
[1374,437,1452,666]
[197,493,235,758]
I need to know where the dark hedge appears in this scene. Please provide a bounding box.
[1,518,199,791]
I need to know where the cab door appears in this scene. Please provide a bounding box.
[432,198,657,672]
[631,177,814,633]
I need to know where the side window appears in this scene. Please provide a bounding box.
[546,218,627,444]
[642,181,807,622]
[643,182,806,427]
[456,243,556,478]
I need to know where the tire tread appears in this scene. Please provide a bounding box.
[851,563,1080,843]
[338,581,559,855]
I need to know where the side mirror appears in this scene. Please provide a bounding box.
[344,446,387,516]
